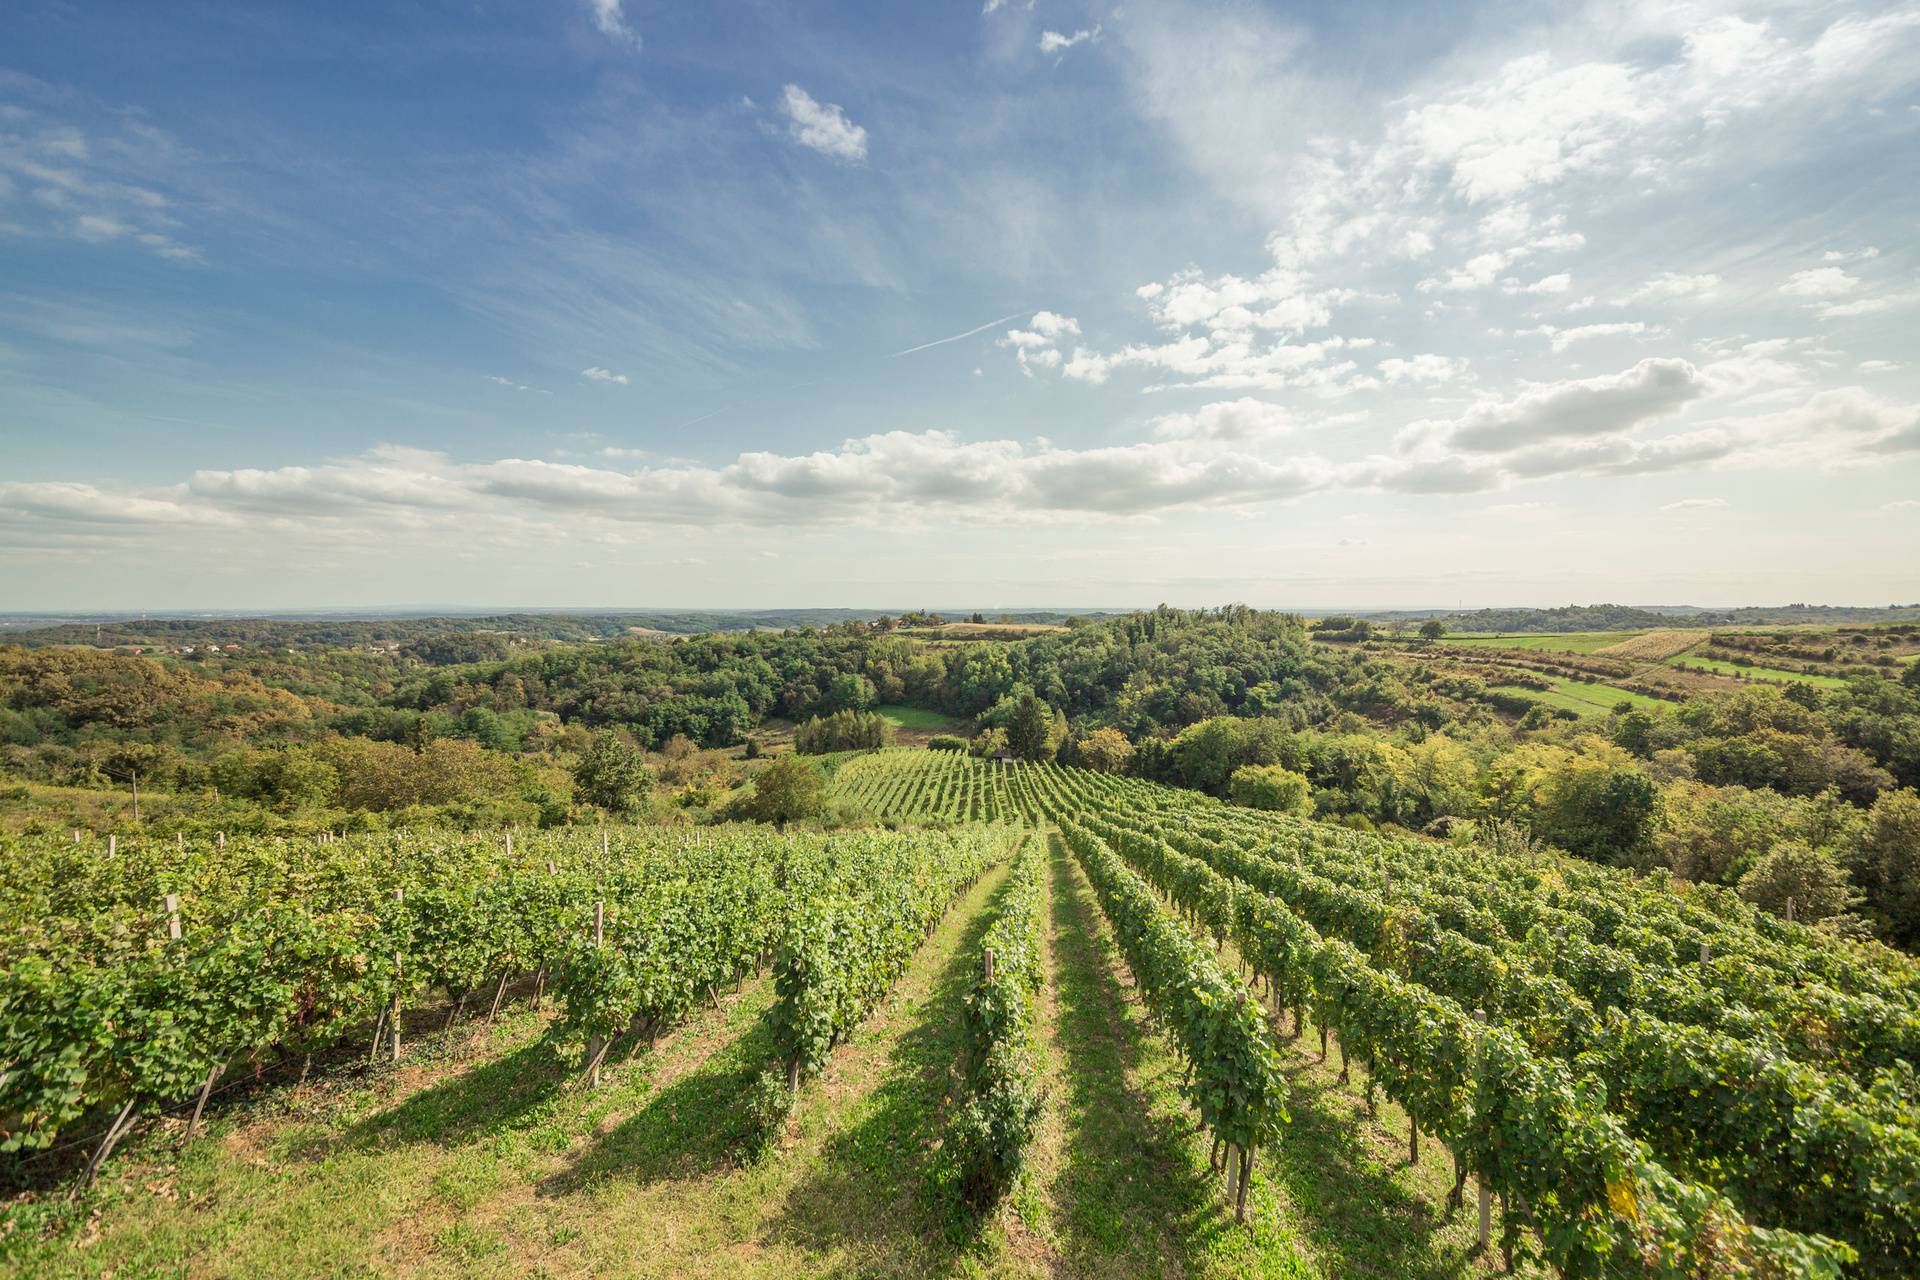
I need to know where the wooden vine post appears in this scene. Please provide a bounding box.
[1473,1009,1491,1254]
[388,887,404,1063]
[583,900,608,1086]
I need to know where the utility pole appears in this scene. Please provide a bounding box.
[130,769,140,823]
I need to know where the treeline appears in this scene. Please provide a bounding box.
[1365,603,1920,633]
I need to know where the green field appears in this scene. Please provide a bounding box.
[1492,677,1666,717]
[1665,657,1850,690]
[875,703,963,731]
[1442,631,1642,654]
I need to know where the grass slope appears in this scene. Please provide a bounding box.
[1665,656,1851,689]
[1491,677,1665,717]
[874,704,963,732]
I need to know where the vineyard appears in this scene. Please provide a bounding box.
[3,749,1916,1277]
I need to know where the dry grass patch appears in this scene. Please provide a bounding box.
[1597,629,1708,661]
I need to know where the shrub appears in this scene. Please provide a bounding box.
[1228,763,1313,815]
[928,734,967,752]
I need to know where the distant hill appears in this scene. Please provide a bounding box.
[1360,603,1920,633]
[0,608,1121,651]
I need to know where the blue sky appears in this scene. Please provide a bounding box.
[2,0,1917,610]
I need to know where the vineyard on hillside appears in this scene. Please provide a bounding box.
[4,749,1917,1278]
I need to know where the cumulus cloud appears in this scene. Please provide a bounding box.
[1404,358,1706,455]
[1504,273,1571,296]
[580,367,629,384]
[1378,354,1465,384]
[1780,267,1859,298]
[1149,398,1296,442]
[780,84,868,162]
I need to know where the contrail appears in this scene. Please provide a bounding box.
[887,312,1023,358]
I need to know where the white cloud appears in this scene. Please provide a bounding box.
[1405,358,1706,454]
[1378,354,1465,384]
[1040,27,1102,56]
[999,311,1082,374]
[1818,296,1904,319]
[1521,321,1651,352]
[779,84,869,163]
[586,0,640,49]
[1780,267,1859,298]
[1859,360,1904,374]
[1504,272,1571,296]
[1660,497,1729,512]
[1149,398,1296,442]
[1616,273,1720,304]
[581,367,629,384]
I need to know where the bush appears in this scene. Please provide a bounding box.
[740,756,826,826]
[1228,763,1313,815]
[928,734,967,752]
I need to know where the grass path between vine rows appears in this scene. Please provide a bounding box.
[1039,831,1538,1279]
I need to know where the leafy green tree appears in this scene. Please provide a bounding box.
[1737,840,1861,924]
[1537,762,1664,863]
[1074,726,1134,774]
[1859,788,1920,946]
[742,755,825,825]
[1418,619,1446,641]
[1005,692,1056,761]
[572,730,652,814]
[794,709,895,754]
[1228,763,1313,815]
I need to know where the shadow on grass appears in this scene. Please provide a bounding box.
[1045,839,1242,1276]
[344,1037,571,1152]
[1257,1060,1487,1280]
[763,864,1014,1270]
[540,1011,782,1193]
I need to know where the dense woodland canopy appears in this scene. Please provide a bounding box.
[4,606,1918,945]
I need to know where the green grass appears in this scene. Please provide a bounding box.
[1440,632,1641,655]
[1664,656,1851,689]
[1492,677,1664,718]
[875,703,962,731]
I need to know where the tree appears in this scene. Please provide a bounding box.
[795,709,895,754]
[1737,840,1861,924]
[1859,788,1920,946]
[572,730,652,814]
[1005,692,1056,761]
[1229,763,1313,815]
[742,755,825,826]
[1536,760,1663,864]
[1418,619,1446,642]
[1075,727,1134,774]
